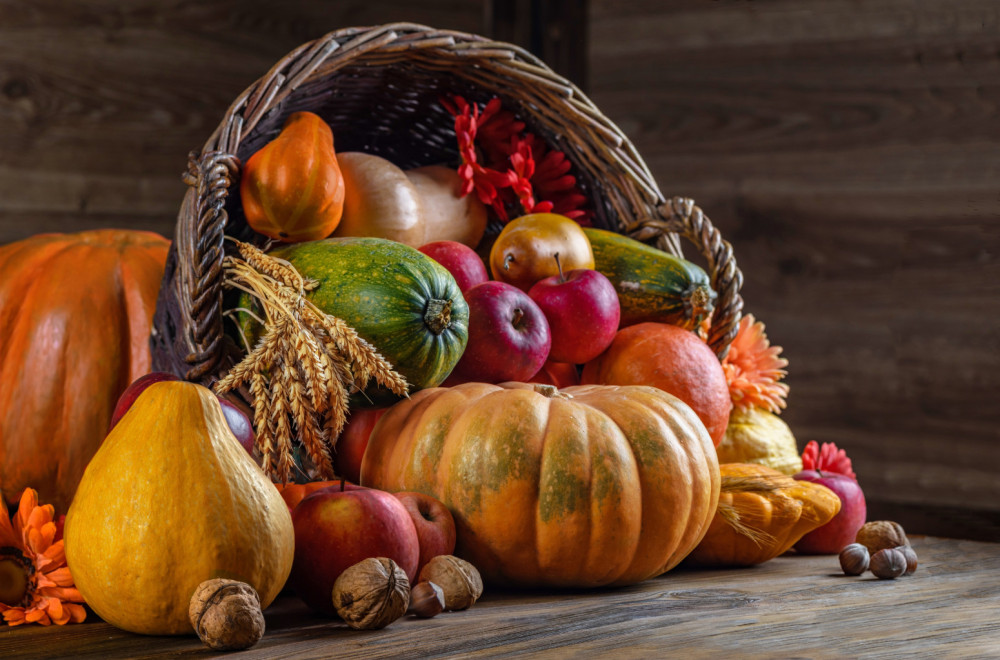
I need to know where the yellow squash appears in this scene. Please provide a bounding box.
[686,463,841,567]
[64,381,294,635]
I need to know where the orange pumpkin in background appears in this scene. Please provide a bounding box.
[582,322,732,446]
[240,111,346,242]
[0,229,170,511]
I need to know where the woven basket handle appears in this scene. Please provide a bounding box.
[172,150,240,381]
[628,197,744,358]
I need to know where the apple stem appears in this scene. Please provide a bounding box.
[504,254,515,271]
[340,478,345,492]
[511,307,524,328]
[554,252,566,283]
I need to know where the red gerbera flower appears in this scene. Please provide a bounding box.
[442,95,589,223]
[801,440,858,481]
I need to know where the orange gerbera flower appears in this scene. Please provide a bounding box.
[722,314,789,414]
[0,489,86,626]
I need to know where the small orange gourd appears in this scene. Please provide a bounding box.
[361,382,720,588]
[686,463,842,567]
[240,111,345,241]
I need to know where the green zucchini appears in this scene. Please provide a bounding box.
[583,227,716,330]
[235,237,469,406]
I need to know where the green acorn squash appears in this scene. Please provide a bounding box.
[237,237,468,406]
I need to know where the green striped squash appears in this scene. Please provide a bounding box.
[239,237,468,406]
[584,228,716,331]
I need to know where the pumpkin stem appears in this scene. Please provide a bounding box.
[532,383,573,399]
[424,299,453,335]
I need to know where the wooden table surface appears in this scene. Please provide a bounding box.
[3,536,998,659]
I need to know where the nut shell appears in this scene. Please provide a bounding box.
[409,581,445,618]
[418,555,483,611]
[332,557,410,630]
[856,520,909,554]
[838,543,870,576]
[896,545,918,575]
[870,547,907,579]
[188,579,265,651]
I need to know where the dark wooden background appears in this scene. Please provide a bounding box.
[2,0,997,539]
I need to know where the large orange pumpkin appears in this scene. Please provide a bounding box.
[0,229,170,511]
[361,382,720,588]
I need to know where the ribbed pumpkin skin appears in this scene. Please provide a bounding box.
[0,229,169,512]
[64,381,294,635]
[361,382,720,588]
[264,237,469,403]
[686,463,842,567]
[583,227,716,330]
[240,111,346,242]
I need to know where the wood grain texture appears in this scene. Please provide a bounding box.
[0,0,484,243]
[589,0,1000,531]
[0,536,997,658]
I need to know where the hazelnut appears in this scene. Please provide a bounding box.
[188,579,265,651]
[856,520,909,554]
[838,543,870,576]
[418,555,483,611]
[409,581,445,618]
[870,547,907,579]
[895,544,918,575]
[332,557,410,630]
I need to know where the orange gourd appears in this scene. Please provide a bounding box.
[686,463,842,567]
[240,111,345,241]
[0,229,170,512]
[361,382,720,588]
[582,322,732,446]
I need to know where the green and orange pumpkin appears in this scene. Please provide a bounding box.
[361,382,720,588]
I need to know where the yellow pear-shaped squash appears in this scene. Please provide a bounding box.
[64,381,294,635]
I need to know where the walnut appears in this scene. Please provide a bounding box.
[417,555,483,611]
[332,557,410,629]
[856,520,910,554]
[188,579,265,651]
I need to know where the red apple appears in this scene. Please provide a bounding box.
[393,492,457,576]
[218,396,256,456]
[333,408,386,484]
[528,264,620,364]
[418,240,489,293]
[289,484,420,614]
[529,359,581,389]
[793,471,867,554]
[110,371,255,456]
[445,281,551,384]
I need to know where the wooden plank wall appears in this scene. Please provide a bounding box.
[590,0,1000,538]
[2,1,997,538]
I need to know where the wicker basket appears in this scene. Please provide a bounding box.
[150,23,743,384]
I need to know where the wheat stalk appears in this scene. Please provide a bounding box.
[214,241,408,483]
